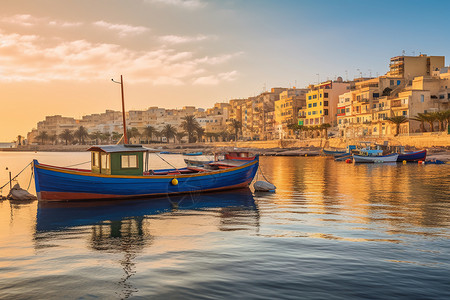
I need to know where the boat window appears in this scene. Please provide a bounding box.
[92,152,100,167]
[101,153,110,169]
[121,154,138,168]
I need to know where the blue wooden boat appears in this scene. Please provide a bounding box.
[33,145,258,202]
[183,152,203,156]
[159,151,180,154]
[396,150,427,162]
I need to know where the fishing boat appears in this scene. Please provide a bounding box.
[33,145,258,202]
[396,150,427,162]
[353,153,399,163]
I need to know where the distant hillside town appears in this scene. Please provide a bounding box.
[24,54,450,145]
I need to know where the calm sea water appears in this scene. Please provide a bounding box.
[0,152,449,299]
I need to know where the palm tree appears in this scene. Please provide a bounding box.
[175,132,186,143]
[111,131,122,143]
[127,127,140,144]
[410,113,428,132]
[229,119,242,141]
[102,132,111,144]
[219,130,230,142]
[386,115,408,136]
[90,131,103,144]
[74,126,89,144]
[161,124,177,143]
[59,129,73,145]
[154,130,163,142]
[435,111,448,131]
[17,135,23,146]
[181,115,200,143]
[49,134,58,145]
[143,125,157,143]
[422,113,437,132]
[320,123,331,139]
[196,127,205,143]
[36,131,48,145]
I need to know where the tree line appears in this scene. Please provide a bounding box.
[32,115,245,145]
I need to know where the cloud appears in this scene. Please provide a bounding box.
[145,0,206,9]
[1,14,82,27]
[158,34,213,44]
[0,31,239,86]
[192,71,239,85]
[93,21,149,37]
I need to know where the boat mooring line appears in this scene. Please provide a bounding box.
[0,161,33,190]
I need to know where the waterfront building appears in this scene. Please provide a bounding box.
[303,78,350,128]
[274,88,308,138]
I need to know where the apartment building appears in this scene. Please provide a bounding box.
[274,88,308,138]
[302,78,350,127]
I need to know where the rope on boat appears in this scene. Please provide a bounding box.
[154,153,180,172]
[0,161,33,190]
[26,166,34,191]
[63,161,91,168]
[257,165,271,184]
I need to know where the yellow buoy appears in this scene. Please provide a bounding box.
[171,178,178,185]
[305,154,307,157]
[403,160,407,164]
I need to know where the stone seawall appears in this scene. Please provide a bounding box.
[2,133,449,152]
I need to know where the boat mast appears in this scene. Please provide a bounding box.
[112,75,128,144]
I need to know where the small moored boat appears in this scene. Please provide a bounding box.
[33,145,258,202]
[396,150,427,162]
[353,153,399,163]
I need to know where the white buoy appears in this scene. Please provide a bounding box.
[254,180,276,192]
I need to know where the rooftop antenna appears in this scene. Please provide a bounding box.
[368,69,372,77]
[345,70,348,81]
[402,50,405,56]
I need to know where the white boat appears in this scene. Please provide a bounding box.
[353,153,399,163]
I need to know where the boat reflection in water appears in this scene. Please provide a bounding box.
[35,188,259,232]
[34,189,259,298]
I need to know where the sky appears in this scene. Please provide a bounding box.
[1,0,449,141]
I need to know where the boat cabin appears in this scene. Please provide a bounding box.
[87,145,155,176]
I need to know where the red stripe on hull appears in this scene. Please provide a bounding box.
[38,181,251,202]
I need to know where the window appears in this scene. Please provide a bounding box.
[308,96,311,100]
[324,109,328,115]
[373,93,379,98]
[320,102,322,106]
[390,80,394,86]
[308,111,311,115]
[92,152,100,167]
[121,154,138,168]
[420,94,424,102]
[308,103,312,108]
[320,94,323,98]
[402,111,407,116]
[320,110,322,114]
[101,153,110,169]
[313,103,317,107]
[324,93,328,98]
[313,95,317,99]
[324,101,328,106]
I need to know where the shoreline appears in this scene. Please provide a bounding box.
[2,140,450,161]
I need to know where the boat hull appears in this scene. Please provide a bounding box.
[397,150,427,162]
[33,158,258,202]
[322,149,346,156]
[353,153,399,163]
